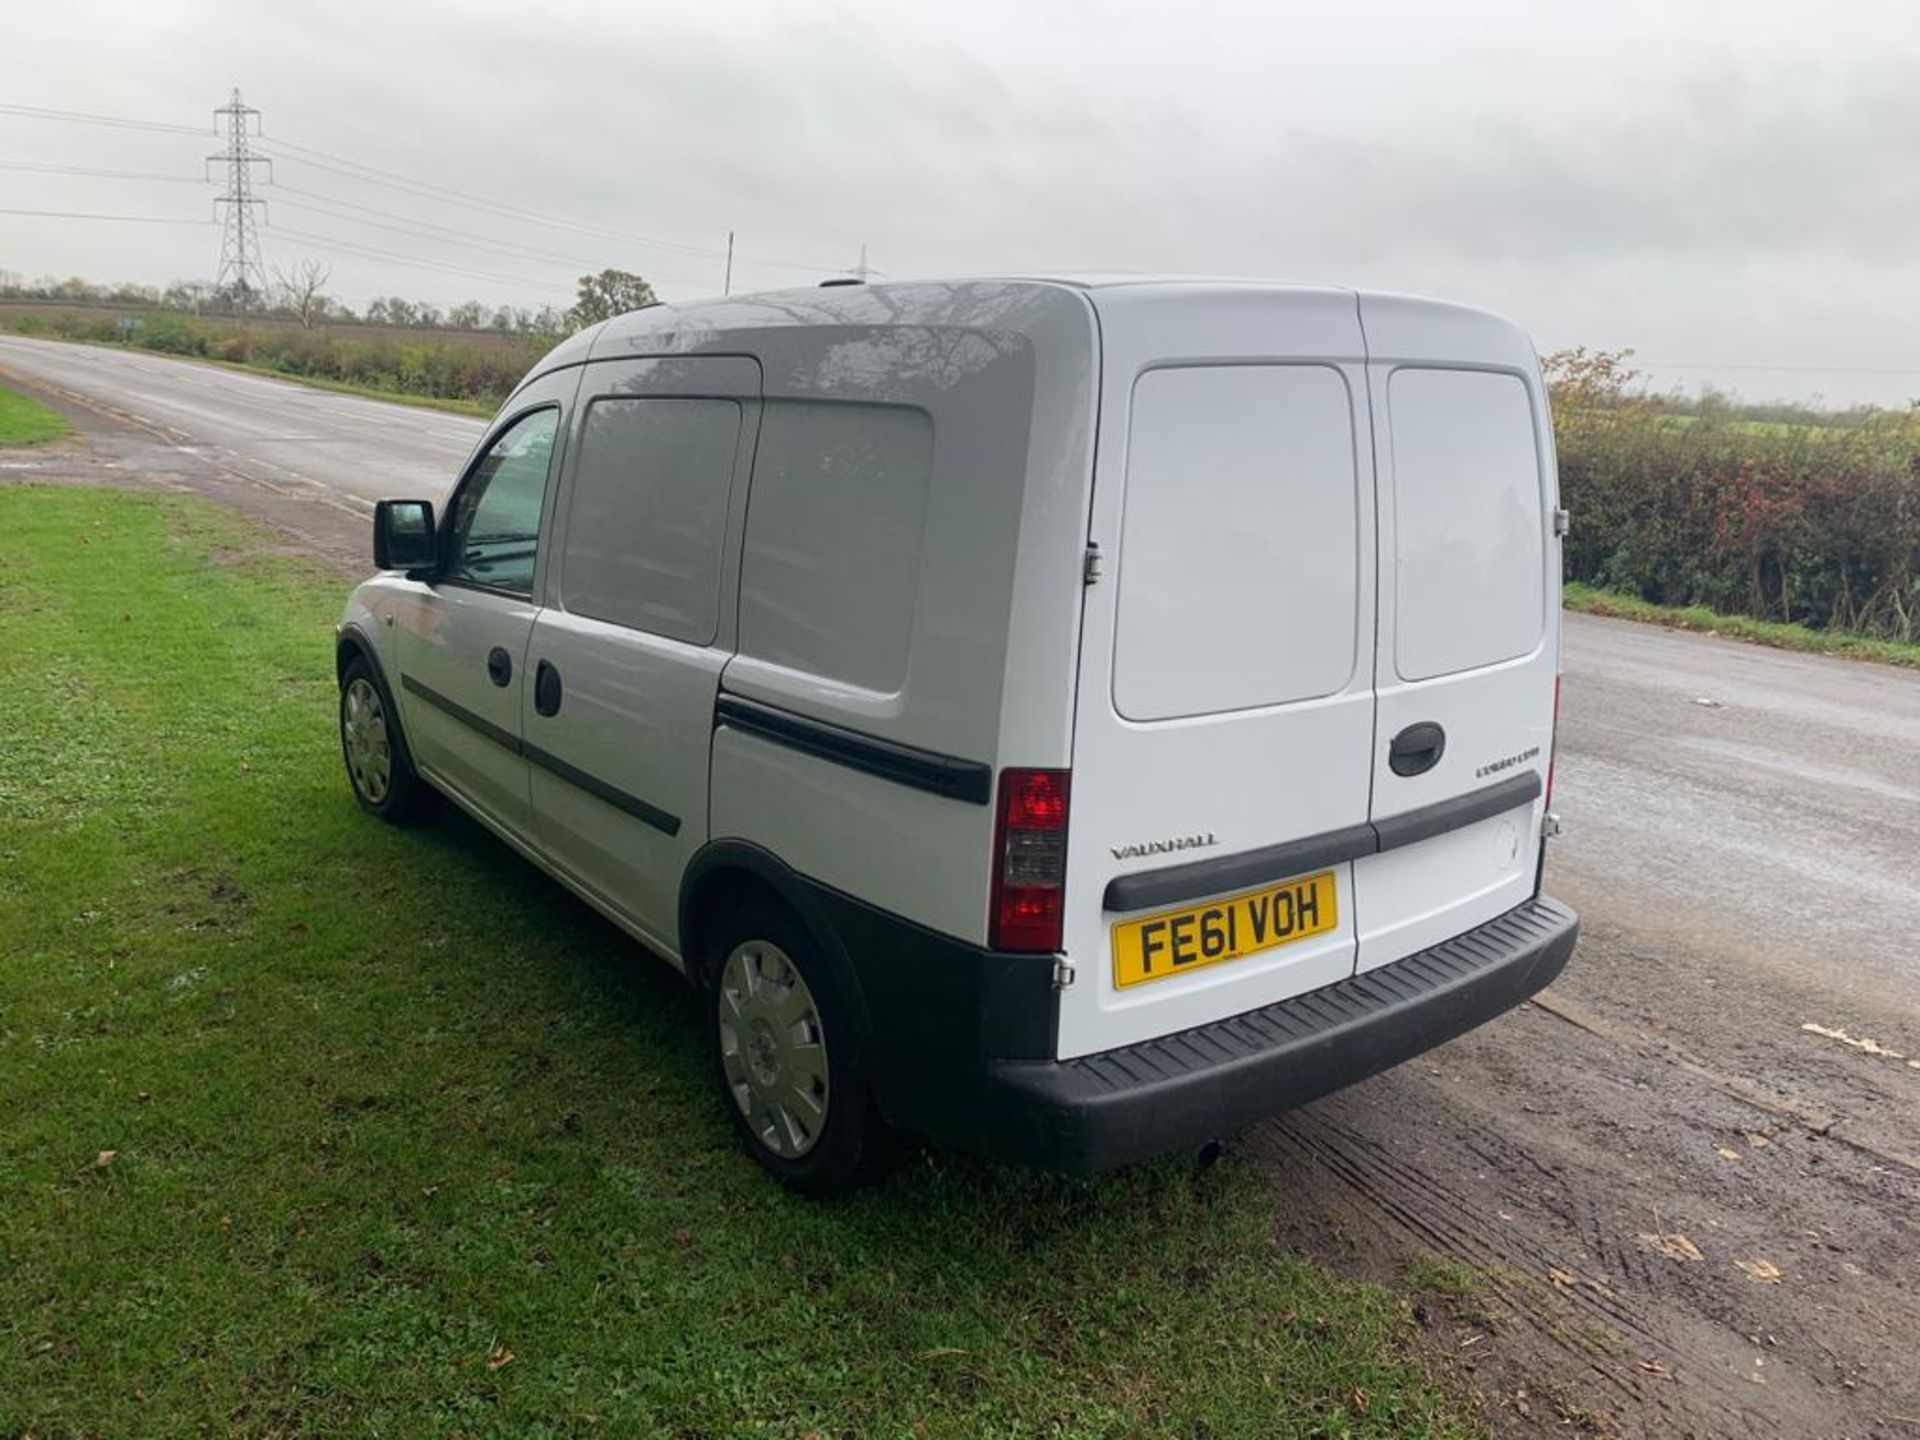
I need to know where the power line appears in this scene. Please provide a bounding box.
[254,133,850,276]
[253,139,736,263]
[266,222,573,296]
[0,97,865,289]
[264,184,723,289]
[0,102,210,135]
[0,206,208,224]
[0,159,208,183]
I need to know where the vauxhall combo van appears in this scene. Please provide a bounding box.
[336,277,1579,1192]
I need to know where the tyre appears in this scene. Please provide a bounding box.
[704,898,879,1195]
[338,655,429,823]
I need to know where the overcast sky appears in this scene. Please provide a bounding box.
[6,0,1919,405]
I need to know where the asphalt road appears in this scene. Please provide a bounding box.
[0,334,481,512]
[5,334,1917,1434]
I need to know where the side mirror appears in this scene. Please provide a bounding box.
[373,499,437,572]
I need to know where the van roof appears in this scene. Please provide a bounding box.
[534,277,1531,381]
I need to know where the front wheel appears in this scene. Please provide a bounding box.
[704,900,879,1195]
[339,656,428,822]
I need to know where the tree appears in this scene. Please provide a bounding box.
[367,296,417,328]
[446,300,487,330]
[567,269,657,330]
[272,259,333,330]
[162,280,215,313]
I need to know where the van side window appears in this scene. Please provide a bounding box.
[559,398,742,644]
[739,402,933,695]
[445,407,560,596]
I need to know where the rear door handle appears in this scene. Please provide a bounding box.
[1388,722,1446,777]
[486,646,512,687]
[533,659,563,717]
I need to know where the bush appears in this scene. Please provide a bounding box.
[1549,350,1920,643]
[133,312,211,357]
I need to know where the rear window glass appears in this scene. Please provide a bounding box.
[559,397,742,645]
[1113,365,1361,722]
[1389,369,1544,681]
[738,402,933,695]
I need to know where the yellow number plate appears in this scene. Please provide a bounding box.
[1110,870,1339,989]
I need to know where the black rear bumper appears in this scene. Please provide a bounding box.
[984,896,1578,1169]
[818,886,1577,1171]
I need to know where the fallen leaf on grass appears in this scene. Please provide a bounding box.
[1717,1146,1742,1161]
[1735,1259,1782,1284]
[1638,1231,1705,1263]
[1348,1386,1370,1415]
[1638,1358,1674,1379]
[917,1348,968,1360]
[484,1344,515,1370]
[1548,1267,1580,1290]
[93,1150,117,1169]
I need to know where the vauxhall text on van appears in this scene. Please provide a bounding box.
[336,277,1579,1192]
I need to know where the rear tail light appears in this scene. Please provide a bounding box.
[990,767,1071,953]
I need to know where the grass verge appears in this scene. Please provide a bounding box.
[0,485,1472,1437]
[1564,582,1920,670]
[0,383,72,445]
[191,355,497,417]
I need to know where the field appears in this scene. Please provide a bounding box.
[0,485,1470,1437]
[0,384,71,446]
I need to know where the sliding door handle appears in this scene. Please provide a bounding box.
[533,660,563,717]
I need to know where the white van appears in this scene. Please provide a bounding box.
[336,277,1578,1192]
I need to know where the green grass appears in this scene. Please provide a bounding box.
[0,384,72,445]
[0,485,1472,1437]
[1402,1254,1479,1302]
[1564,582,1920,669]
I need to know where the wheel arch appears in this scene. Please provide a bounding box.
[678,840,875,1047]
[335,623,417,771]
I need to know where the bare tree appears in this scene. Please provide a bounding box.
[272,259,333,330]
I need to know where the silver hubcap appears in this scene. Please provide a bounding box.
[341,677,393,804]
[717,940,829,1159]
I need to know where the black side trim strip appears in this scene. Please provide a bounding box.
[714,693,992,805]
[400,674,681,836]
[524,741,680,836]
[1102,770,1544,913]
[1372,771,1540,853]
[401,673,519,752]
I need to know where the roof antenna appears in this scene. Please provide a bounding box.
[821,242,873,288]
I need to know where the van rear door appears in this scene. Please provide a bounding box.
[1057,286,1378,1060]
[1351,296,1559,973]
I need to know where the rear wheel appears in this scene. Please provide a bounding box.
[704,899,877,1195]
[339,656,428,822]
